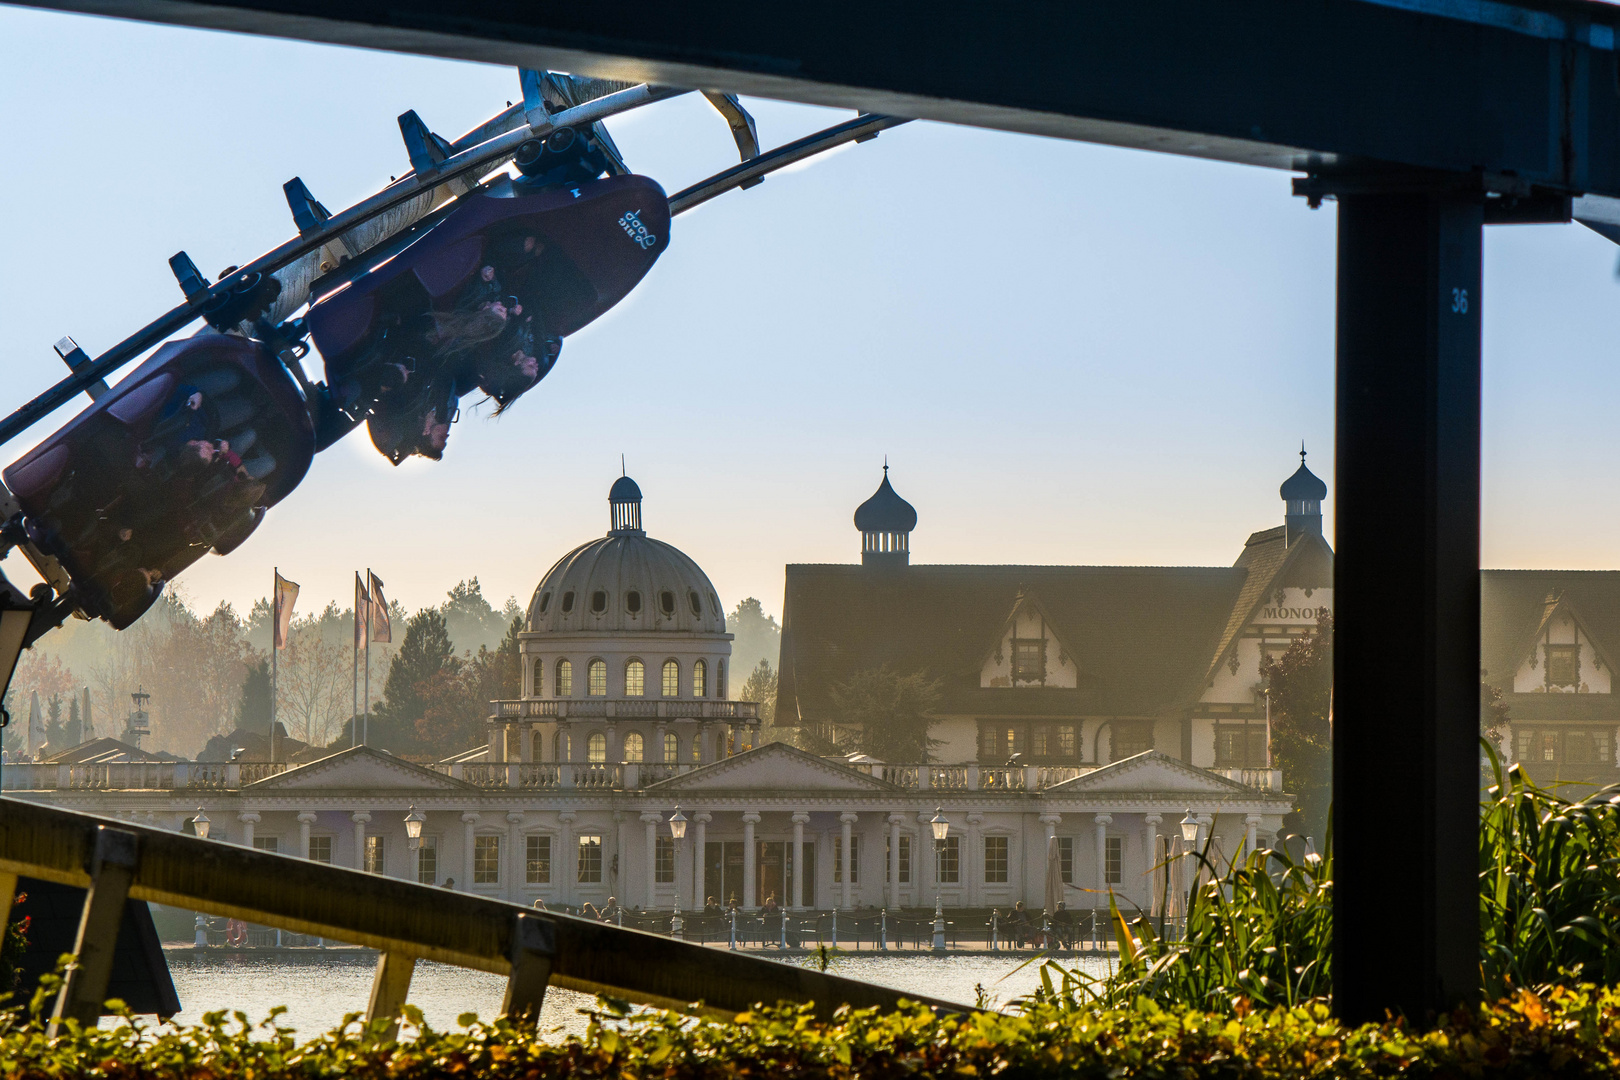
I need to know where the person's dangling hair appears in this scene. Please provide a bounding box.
[426,306,509,359]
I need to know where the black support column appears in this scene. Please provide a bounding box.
[1332,190,1482,1022]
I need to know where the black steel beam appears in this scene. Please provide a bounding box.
[1333,189,1483,1021]
[14,0,1620,196]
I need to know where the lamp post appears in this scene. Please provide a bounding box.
[1179,808,1200,922]
[404,805,425,853]
[668,805,687,939]
[192,808,211,840]
[930,807,948,953]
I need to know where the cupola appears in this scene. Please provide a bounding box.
[1280,444,1327,546]
[854,463,917,568]
[609,473,643,534]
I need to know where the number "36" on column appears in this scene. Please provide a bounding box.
[1450,287,1469,314]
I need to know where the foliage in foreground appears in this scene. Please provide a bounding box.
[10,983,1620,1080]
[1056,745,1620,1015]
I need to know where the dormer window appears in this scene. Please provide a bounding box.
[1014,640,1044,682]
[1547,644,1580,688]
[561,591,575,614]
[538,592,551,614]
[688,590,702,617]
[626,590,642,614]
[660,590,675,615]
[591,590,607,614]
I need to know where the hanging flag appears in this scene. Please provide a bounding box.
[355,572,370,651]
[273,571,300,650]
[369,572,392,643]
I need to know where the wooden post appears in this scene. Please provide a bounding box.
[49,826,139,1034]
[0,871,17,935]
[501,913,555,1026]
[365,951,417,1041]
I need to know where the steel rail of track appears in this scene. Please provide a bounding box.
[669,113,909,215]
[0,82,686,451]
[0,798,969,1021]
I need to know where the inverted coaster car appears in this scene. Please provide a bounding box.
[2,331,314,628]
[308,137,670,463]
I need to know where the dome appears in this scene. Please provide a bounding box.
[854,466,918,533]
[526,533,727,635]
[1280,447,1327,502]
[609,475,642,504]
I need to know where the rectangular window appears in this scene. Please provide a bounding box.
[664,732,679,763]
[1562,729,1613,765]
[626,661,645,696]
[1052,723,1076,758]
[578,835,603,883]
[1516,729,1533,762]
[252,836,279,854]
[1105,836,1122,884]
[1112,721,1155,760]
[588,661,607,696]
[1032,724,1048,757]
[983,835,1009,883]
[937,836,960,884]
[886,834,911,883]
[308,836,332,864]
[531,660,543,696]
[557,660,572,697]
[662,662,679,697]
[417,837,438,885]
[526,835,551,884]
[364,835,386,875]
[656,836,675,883]
[1546,644,1580,687]
[1013,640,1044,681]
[977,722,1021,762]
[1215,724,1267,767]
[834,835,860,883]
[1058,836,1073,884]
[474,835,501,884]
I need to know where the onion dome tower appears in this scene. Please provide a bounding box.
[855,463,918,568]
[1280,444,1327,547]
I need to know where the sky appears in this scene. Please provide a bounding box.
[2,7,1619,624]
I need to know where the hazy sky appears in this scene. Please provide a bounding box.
[3,7,1619,624]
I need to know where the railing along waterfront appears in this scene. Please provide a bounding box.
[0,799,966,1036]
[488,698,760,721]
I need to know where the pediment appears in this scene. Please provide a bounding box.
[647,741,897,792]
[1045,750,1252,794]
[248,746,473,791]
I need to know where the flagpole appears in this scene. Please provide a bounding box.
[271,566,278,762]
[364,567,372,747]
[352,572,360,749]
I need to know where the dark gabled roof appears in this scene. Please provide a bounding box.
[777,563,1249,725]
[1202,527,1334,683]
[1482,570,1620,689]
[42,736,175,764]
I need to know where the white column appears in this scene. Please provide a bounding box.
[887,812,903,909]
[1039,812,1061,910]
[790,811,809,910]
[1143,813,1162,906]
[693,811,711,909]
[742,811,760,910]
[839,812,857,910]
[298,811,315,859]
[642,811,661,909]
[1094,813,1113,907]
[916,811,935,902]
[558,811,576,906]
[966,812,984,907]
[1195,813,1213,890]
[1245,813,1261,857]
[351,811,370,871]
[507,811,525,901]
[460,811,479,890]
[239,811,260,848]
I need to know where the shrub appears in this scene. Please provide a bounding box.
[8,982,1620,1080]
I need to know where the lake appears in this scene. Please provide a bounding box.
[156,949,1117,1039]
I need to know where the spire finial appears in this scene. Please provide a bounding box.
[1300,440,1307,464]
[621,453,626,477]
[883,455,889,475]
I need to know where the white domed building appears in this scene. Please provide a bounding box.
[490,476,755,767]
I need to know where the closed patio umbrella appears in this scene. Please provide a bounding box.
[1045,834,1063,918]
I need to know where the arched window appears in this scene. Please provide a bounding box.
[587,732,607,763]
[556,659,573,697]
[532,728,545,760]
[691,735,703,763]
[538,591,552,614]
[717,660,727,698]
[693,659,707,698]
[531,659,543,696]
[660,590,676,615]
[561,591,575,613]
[663,732,679,763]
[624,732,644,762]
[591,590,608,613]
[661,660,679,697]
[625,659,645,696]
[688,590,702,617]
[587,659,607,696]
[626,590,642,614]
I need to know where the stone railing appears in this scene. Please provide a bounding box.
[0,760,288,791]
[488,698,760,722]
[440,760,705,791]
[1212,767,1284,792]
[871,763,1093,792]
